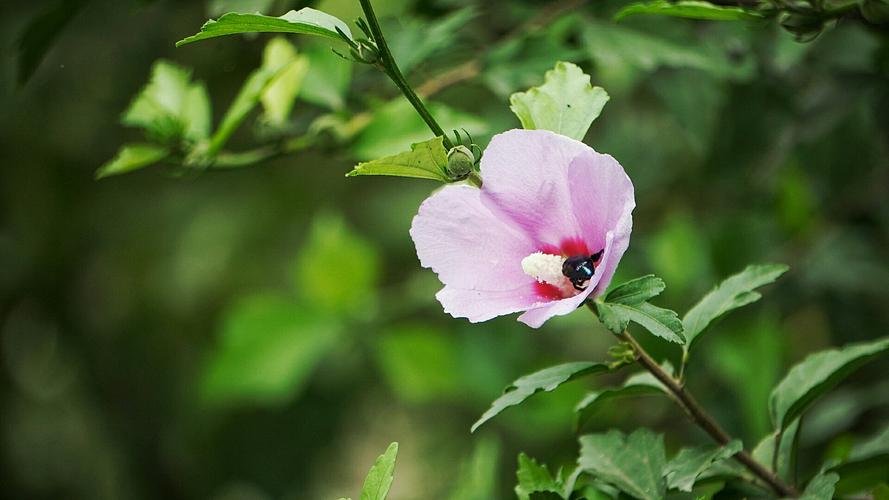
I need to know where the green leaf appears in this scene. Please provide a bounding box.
[96,144,169,179]
[347,136,450,182]
[578,428,666,500]
[360,442,398,500]
[176,8,352,47]
[665,441,742,492]
[769,337,889,430]
[683,264,789,348]
[352,98,487,160]
[596,301,685,344]
[448,437,500,500]
[615,1,765,22]
[575,370,666,430]
[509,61,609,141]
[515,453,561,500]
[801,471,839,500]
[208,62,285,154]
[829,423,889,494]
[375,324,462,403]
[388,7,478,75]
[200,294,340,405]
[260,37,309,126]
[752,418,800,483]
[604,275,666,305]
[471,362,610,433]
[16,0,87,85]
[122,60,209,143]
[300,43,352,111]
[294,213,380,317]
[208,0,275,17]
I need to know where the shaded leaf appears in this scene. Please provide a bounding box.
[665,441,742,492]
[448,437,500,500]
[575,370,666,430]
[605,275,666,305]
[347,136,450,182]
[388,7,478,75]
[176,8,352,47]
[615,1,765,22]
[208,62,286,154]
[683,264,789,348]
[769,337,889,430]
[16,0,88,85]
[472,362,610,432]
[96,144,169,179]
[578,428,666,500]
[200,294,340,405]
[515,453,561,500]
[375,324,462,403]
[801,471,839,500]
[300,43,352,111]
[509,61,609,141]
[752,418,800,483]
[360,442,398,500]
[829,423,889,494]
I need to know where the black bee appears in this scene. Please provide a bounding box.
[562,249,604,291]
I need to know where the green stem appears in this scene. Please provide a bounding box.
[358,0,454,149]
[617,329,800,497]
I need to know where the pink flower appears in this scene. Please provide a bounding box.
[410,129,635,328]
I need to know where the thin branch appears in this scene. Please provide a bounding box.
[618,329,801,498]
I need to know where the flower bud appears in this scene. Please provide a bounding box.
[779,12,824,42]
[446,145,475,180]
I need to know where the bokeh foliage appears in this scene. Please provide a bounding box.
[2,0,889,498]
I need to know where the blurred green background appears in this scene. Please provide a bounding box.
[2,0,889,498]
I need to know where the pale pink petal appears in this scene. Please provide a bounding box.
[437,284,544,323]
[410,184,535,292]
[479,129,591,249]
[518,232,616,327]
[566,152,635,296]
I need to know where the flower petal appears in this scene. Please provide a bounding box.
[479,129,591,248]
[517,231,616,327]
[566,152,634,295]
[410,183,535,292]
[437,284,543,323]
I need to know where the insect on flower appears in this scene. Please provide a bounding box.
[410,129,635,328]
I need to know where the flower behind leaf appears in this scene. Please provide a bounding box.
[410,129,635,327]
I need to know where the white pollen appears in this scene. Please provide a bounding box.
[521,252,566,286]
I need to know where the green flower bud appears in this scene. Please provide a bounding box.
[446,145,475,180]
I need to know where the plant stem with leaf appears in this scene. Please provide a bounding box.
[358,0,454,149]
[618,329,800,497]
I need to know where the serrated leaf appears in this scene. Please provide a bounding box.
[260,37,308,126]
[347,136,450,182]
[509,61,609,141]
[360,442,398,500]
[605,275,666,305]
[515,453,561,500]
[597,301,685,344]
[122,60,209,143]
[615,1,765,21]
[472,362,610,432]
[683,264,789,348]
[665,441,742,492]
[801,471,839,500]
[96,144,169,179]
[575,370,666,430]
[200,294,340,405]
[769,337,889,430]
[578,428,666,500]
[752,418,800,483]
[176,8,352,47]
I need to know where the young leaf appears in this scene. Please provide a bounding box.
[575,370,666,430]
[183,82,212,141]
[509,61,609,141]
[200,294,340,405]
[347,136,450,182]
[260,37,308,126]
[615,1,765,22]
[683,264,789,348]
[578,428,666,500]
[122,60,209,143]
[665,441,742,492]
[207,63,285,155]
[800,471,839,500]
[471,362,610,432]
[176,8,352,47]
[604,275,666,305]
[515,453,562,500]
[96,144,169,179]
[596,301,685,344]
[769,337,889,430]
[360,442,398,500]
